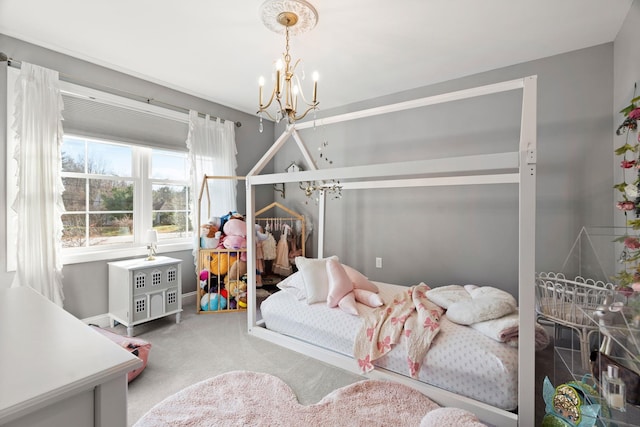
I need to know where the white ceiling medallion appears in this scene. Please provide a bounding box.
[259,0,318,36]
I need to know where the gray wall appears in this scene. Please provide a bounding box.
[4,6,639,314]
[0,34,275,319]
[272,43,615,300]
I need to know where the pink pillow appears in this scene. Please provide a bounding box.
[326,259,354,307]
[342,264,379,292]
[354,289,384,308]
[338,291,359,316]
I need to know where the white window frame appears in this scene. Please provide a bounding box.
[6,68,193,269]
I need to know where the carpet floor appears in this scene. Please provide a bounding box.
[133,370,489,427]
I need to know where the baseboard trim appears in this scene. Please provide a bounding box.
[80,291,197,327]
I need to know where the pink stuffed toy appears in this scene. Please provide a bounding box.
[221,218,248,261]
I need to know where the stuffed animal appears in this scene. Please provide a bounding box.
[221,218,248,260]
[209,252,232,276]
[219,211,243,234]
[201,224,218,238]
[225,260,247,285]
[200,217,221,248]
[227,280,247,299]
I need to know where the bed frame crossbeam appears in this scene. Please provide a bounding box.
[249,151,519,186]
[294,77,526,131]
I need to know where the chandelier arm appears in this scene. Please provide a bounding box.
[290,58,301,74]
[291,73,314,107]
[259,86,279,111]
[258,109,278,122]
[291,104,319,121]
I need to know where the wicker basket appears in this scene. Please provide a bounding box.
[535,272,616,369]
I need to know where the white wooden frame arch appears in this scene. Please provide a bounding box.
[245,76,537,427]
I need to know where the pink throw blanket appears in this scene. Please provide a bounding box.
[354,283,443,378]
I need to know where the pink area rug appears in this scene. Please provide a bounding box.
[133,371,486,427]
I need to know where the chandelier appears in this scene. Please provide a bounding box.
[257,0,319,131]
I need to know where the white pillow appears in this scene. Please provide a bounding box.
[446,296,516,325]
[295,256,339,304]
[425,285,470,309]
[275,271,306,300]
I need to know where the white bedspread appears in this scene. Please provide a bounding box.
[260,282,518,410]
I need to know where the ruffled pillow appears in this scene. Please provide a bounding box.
[446,287,517,325]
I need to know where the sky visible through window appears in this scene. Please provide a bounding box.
[62,136,187,180]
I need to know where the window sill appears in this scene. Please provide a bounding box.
[61,241,194,265]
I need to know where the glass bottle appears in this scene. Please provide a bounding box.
[603,364,626,411]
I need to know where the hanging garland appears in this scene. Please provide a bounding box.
[613,83,640,306]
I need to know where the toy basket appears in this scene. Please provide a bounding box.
[535,272,616,369]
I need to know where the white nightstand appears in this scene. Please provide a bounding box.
[108,256,183,336]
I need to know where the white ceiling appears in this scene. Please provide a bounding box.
[0,0,634,116]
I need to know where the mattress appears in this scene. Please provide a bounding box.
[260,281,518,410]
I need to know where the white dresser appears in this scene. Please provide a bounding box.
[108,256,183,337]
[0,287,142,427]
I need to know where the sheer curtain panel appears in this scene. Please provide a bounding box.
[11,62,65,306]
[186,111,238,267]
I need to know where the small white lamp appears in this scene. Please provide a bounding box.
[145,229,158,261]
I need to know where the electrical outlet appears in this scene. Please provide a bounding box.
[375,257,382,268]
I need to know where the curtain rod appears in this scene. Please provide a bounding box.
[0,52,241,128]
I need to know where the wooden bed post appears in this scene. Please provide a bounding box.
[246,179,257,329]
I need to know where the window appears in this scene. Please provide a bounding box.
[60,136,192,253]
[61,136,134,248]
[150,149,191,239]
[6,66,193,268]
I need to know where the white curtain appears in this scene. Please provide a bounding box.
[186,111,238,267]
[11,62,65,306]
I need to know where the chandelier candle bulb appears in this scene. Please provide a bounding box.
[312,71,318,103]
[259,76,265,105]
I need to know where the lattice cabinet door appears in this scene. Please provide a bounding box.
[108,256,183,336]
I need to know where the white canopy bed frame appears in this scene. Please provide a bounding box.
[244,76,537,427]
